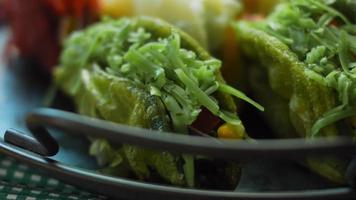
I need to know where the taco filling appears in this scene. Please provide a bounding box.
[55,17,263,188]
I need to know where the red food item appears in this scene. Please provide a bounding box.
[3,0,98,73]
[191,108,222,135]
[330,19,340,27]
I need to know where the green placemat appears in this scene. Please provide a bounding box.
[0,155,106,200]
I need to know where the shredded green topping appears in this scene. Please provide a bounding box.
[59,18,264,133]
[91,20,262,133]
[256,0,356,137]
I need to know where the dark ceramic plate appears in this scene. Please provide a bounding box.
[0,28,355,200]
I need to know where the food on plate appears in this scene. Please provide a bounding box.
[4,0,354,189]
[54,17,263,188]
[234,0,356,183]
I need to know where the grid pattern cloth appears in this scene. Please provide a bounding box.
[0,155,106,200]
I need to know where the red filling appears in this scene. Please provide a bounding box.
[191,108,222,135]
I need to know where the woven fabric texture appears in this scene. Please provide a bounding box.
[0,155,106,200]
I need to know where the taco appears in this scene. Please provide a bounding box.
[54,17,263,188]
[234,0,356,183]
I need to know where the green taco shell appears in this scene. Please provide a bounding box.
[55,17,239,187]
[234,21,349,183]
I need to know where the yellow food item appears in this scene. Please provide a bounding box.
[99,0,133,17]
[133,0,208,48]
[221,26,241,86]
[218,123,245,139]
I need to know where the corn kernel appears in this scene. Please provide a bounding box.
[218,123,245,139]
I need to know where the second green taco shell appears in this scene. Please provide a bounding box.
[234,0,355,183]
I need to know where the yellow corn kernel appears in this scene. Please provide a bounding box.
[98,0,133,17]
[218,123,245,139]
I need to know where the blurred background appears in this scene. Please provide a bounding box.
[0,0,279,74]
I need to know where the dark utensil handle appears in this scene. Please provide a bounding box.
[4,128,58,156]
